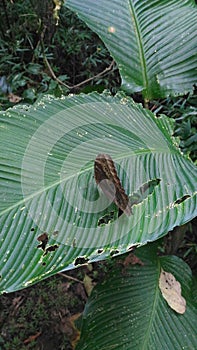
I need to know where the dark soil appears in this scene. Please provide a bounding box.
[0,265,96,350]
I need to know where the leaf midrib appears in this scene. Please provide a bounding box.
[141,260,161,349]
[129,1,148,91]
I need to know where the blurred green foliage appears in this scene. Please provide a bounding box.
[152,93,197,162]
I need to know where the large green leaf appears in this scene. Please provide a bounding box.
[0,92,196,293]
[76,243,197,350]
[65,0,197,99]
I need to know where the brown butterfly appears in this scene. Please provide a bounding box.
[94,154,132,216]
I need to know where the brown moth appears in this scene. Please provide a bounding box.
[94,154,132,216]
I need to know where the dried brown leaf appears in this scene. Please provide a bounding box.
[159,269,186,314]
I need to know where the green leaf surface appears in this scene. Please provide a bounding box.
[65,0,197,99]
[76,244,197,350]
[0,92,196,293]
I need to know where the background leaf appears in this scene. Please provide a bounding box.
[0,92,196,293]
[76,244,197,350]
[65,0,197,99]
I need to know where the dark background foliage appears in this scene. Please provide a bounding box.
[0,0,118,107]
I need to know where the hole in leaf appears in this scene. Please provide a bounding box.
[110,250,119,256]
[37,233,49,250]
[130,178,161,206]
[97,179,161,226]
[97,249,103,254]
[98,210,117,226]
[174,195,191,205]
[43,244,59,256]
[74,257,88,266]
[127,246,135,252]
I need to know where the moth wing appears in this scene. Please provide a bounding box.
[98,179,116,204]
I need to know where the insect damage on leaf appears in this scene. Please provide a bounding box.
[37,232,59,256]
[37,233,49,250]
[94,153,132,216]
[159,269,186,314]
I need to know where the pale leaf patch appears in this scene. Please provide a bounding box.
[159,269,186,314]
